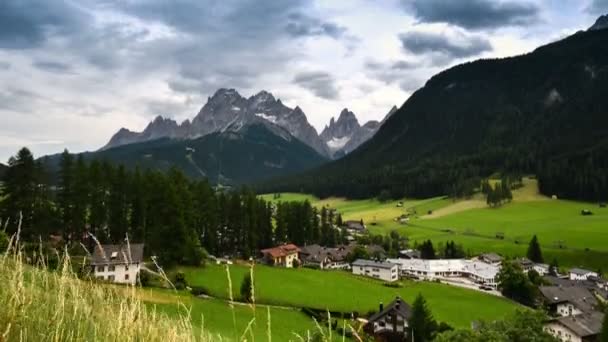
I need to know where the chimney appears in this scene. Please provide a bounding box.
[379,302,384,312]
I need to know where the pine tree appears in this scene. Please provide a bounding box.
[58,149,75,240]
[409,294,438,342]
[1,148,37,235]
[527,235,544,263]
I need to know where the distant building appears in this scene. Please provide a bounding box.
[398,249,420,259]
[352,259,399,282]
[364,297,412,341]
[388,258,500,289]
[478,253,503,265]
[544,312,604,342]
[91,244,144,285]
[344,220,366,234]
[533,263,550,276]
[299,244,352,270]
[515,258,534,272]
[569,268,598,281]
[260,244,300,268]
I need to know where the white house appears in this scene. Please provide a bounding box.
[569,268,598,281]
[387,258,500,289]
[352,259,399,282]
[533,263,550,276]
[544,312,604,342]
[91,244,144,285]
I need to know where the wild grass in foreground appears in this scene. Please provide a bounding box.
[0,233,340,341]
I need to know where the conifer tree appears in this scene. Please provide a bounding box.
[527,235,544,263]
[409,294,438,342]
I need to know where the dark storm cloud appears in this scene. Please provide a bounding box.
[0,0,88,49]
[404,0,541,29]
[399,31,492,58]
[293,71,340,100]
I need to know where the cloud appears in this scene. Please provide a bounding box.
[403,0,541,29]
[33,60,74,74]
[399,30,492,59]
[285,13,347,39]
[0,0,88,49]
[588,0,608,14]
[293,71,340,100]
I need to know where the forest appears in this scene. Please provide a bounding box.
[0,148,343,266]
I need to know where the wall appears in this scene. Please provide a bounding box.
[353,265,398,282]
[93,263,141,285]
[544,322,582,342]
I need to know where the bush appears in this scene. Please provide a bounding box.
[383,282,403,288]
[303,264,321,270]
[138,270,151,287]
[173,271,187,290]
[292,259,300,268]
[190,286,209,296]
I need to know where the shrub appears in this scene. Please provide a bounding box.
[383,282,403,288]
[173,271,187,290]
[190,286,209,296]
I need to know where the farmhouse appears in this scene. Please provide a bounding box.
[388,258,500,289]
[352,259,399,282]
[260,244,300,268]
[539,286,598,317]
[91,243,144,285]
[364,297,411,341]
[299,244,351,269]
[344,220,366,234]
[569,268,598,281]
[544,311,604,342]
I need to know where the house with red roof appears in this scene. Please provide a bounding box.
[260,244,300,268]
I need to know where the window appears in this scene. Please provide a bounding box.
[109,265,115,272]
[125,274,129,280]
[97,266,105,272]
[108,275,115,281]
[125,264,129,271]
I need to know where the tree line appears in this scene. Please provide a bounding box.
[0,148,349,267]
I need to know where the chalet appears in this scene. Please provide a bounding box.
[544,311,604,342]
[299,244,352,270]
[91,243,144,285]
[364,297,412,341]
[539,286,598,317]
[260,244,300,268]
[515,257,535,272]
[569,268,598,281]
[352,259,399,282]
[478,253,503,265]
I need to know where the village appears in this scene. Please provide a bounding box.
[89,216,608,342]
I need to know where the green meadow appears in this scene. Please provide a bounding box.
[260,178,608,271]
[180,264,519,328]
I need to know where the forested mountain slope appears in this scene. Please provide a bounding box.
[263,26,608,201]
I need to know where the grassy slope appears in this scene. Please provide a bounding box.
[260,179,608,270]
[140,289,320,341]
[181,264,519,328]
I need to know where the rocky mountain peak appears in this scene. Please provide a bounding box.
[589,14,608,31]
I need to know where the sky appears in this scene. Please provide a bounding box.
[1,0,607,162]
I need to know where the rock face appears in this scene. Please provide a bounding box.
[320,106,396,158]
[103,89,329,157]
[589,14,608,31]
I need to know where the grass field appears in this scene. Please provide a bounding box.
[260,178,608,271]
[140,289,322,341]
[180,264,519,328]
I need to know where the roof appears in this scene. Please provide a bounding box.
[539,286,598,313]
[261,244,300,258]
[388,258,500,280]
[352,259,397,270]
[551,312,604,337]
[344,220,365,231]
[367,297,412,323]
[570,268,596,275]
[300,244,352,263]
[515,257,533,266]
[91,244,144,265]
[480,253,503,263]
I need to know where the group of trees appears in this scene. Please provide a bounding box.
[0,148,353,267]
[355,230,408,258]
[415,240,465,260]
[482,178,513,207]
[497,261,538,307]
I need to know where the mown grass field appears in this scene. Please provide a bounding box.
[180,264,519,328]
[260,178,608,271]
[140,289,321,341]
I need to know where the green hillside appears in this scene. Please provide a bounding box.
[263,27,608,202]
